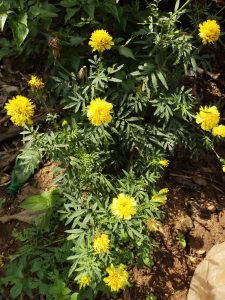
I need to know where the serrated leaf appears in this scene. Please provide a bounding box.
[118,46,135,59]
[157,71,168,89]
[151,73,158,91]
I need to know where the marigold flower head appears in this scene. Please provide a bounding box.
[4,95,35,127]
[87,98,113,126]
[28,75,44,89]
[196,106,220,131]
[212,125,225,138]
[146,219,162,232]
[78,274,91,289]
[222,165,225,173]
[89,29,114,53]
[159,160,169,167]
[93,233,110,253]
[103,264,128,292]
[111,193,137,220]
[199,20,220,44]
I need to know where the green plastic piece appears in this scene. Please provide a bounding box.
[7,160,34,196]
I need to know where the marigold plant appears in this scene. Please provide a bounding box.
[199,20,220,44]
[103,264,128,292]
[87,98,113,126]
[89,29,114,53]
[196,106,220,131]
[4,95,35,127]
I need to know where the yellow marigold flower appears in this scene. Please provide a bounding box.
[212,125,225,138]
[28,75,44,89]
[199,20,220,44]
[146,219,162,232]
[111,193,137,220]
[79,274,91,289]
[159,160,169,167]
[4,95,35,127]
[93,233,110,253]
[89,29,114,53]
[103,264,128,292]
[196,106,220,131]
[222,165,225,173]
[151,188,169,205]
[87,98,113,126]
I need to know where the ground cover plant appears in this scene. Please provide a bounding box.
[0,0,224,299]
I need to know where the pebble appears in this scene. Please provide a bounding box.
[196,249,206,256]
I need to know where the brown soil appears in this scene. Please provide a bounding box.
[128,157,225,300]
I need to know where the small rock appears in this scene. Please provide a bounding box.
[196,249,206,256]
[189,256,197,263]
[207,204,216,212]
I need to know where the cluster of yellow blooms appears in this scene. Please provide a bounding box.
[4,75,44,127]
[79,264,129,292]
[196,106,225,138]
[93,233,110,253]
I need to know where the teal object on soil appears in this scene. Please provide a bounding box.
[7,160,34,195]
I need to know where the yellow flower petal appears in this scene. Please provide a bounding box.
[4,95,35,127]
[111,193,137,220]
[196,106,220,131]
[93,233,110,253]
[87,98,113,126]
[103,264,128,292]
[199,20,220,44]
[89,29,114,52]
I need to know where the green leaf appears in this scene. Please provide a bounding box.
[156,71,168,89]
[174,0,180,11]
[83,1,95,19]
[151,73,158,91]
[10,282,23,299]
[20,195,49,211]
[118,46,135,59]
[102,1,119,22]
[0,13,7,31]
[59,0,79,7]
[71,293,79,300]
[10,13,29,47]
[70,36,86,46]
[65,7,79,22]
